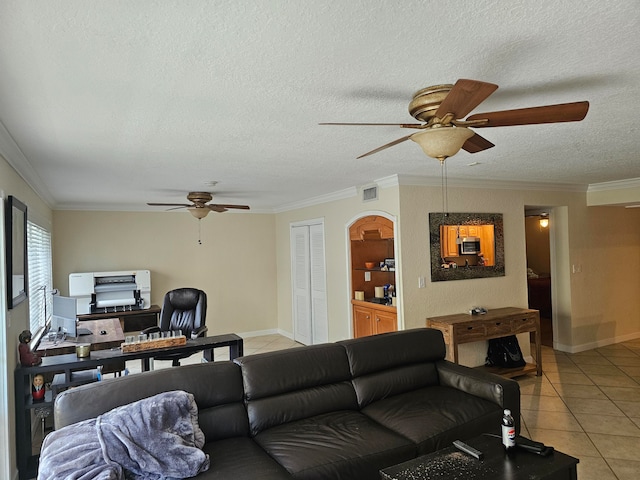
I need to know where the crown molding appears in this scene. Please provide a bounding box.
[273,186,357,213]
[0,120,55,207]
[395,174,587,192]
[587,177,640,192]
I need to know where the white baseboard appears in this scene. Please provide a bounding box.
[236,328,294,340]
[554,331,640,354]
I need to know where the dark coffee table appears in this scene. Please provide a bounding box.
[380,435,578,480]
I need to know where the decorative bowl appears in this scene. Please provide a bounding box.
[365,262,376,269]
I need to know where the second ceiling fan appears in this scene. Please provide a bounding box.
[321,78,589,162]
[147,192,250,219]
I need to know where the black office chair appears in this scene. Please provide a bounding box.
[143,288,207,366]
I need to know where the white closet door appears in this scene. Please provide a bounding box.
[309,224,328,344]
[291,222,327,345]
[292,225,312,345]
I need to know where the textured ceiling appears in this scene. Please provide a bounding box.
[1,1,639,212]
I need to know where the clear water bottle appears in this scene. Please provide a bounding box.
[501,409,516,451]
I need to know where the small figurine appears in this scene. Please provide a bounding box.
[19,330,42,367]
[32,374,45,402]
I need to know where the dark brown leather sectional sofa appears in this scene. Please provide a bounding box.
[52,328,520,479]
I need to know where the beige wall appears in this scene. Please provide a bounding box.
[275,181,640,365]
[1,154,53,479]
[53,210,277,336]
[569,205,640,348]
[397,184,533,365]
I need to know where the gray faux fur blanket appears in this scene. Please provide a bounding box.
[38,390,210,480]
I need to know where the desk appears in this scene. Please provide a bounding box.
[380,434,578,480]
[426,307,542,378]
[77,304,161,333]
[36,318,124,356]
[15,333,243,480]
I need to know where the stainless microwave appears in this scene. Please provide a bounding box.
[460,237,480,254]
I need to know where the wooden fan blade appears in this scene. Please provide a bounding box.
[208,205,227,213]
[356,134,414,159]
[208,204,250,212]
[466,101,589,127]
[147,202,191,207]
[435,79,498,119]
[462,133,495,153]
[320,122,423,129]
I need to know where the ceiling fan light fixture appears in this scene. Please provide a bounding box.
[410,126,474,160]
[188,207,210,219]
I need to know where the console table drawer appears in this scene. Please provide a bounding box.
[454,323,486,342]
[511,315,537,334]
[485,320,513,337]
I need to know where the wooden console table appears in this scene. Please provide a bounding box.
[426,307,542,378]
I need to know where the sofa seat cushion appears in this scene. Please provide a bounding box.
[254,410,415,480]
[361,386,501,455]
[198,437,292,480]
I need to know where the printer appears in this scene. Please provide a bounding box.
[69,270,151,315]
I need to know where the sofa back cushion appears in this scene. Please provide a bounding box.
[339,328,446,407]
[235,343,358,436]
[54,361,249,441]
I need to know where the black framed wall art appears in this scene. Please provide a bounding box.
[5,195,27,309]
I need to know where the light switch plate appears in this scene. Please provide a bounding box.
[365,271,371,281]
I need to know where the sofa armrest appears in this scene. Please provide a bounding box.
[435,360,521,433]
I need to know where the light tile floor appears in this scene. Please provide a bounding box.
[128,334,640,480]
[518,338,640,480]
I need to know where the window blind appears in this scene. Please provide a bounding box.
[27,220,52,333]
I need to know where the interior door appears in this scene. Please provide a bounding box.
[291,222,327,345]
[292,225,312,345]
[309,223,328,344]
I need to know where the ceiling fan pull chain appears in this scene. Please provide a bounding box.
[441,158,450,220]
[444,159,449,215]
[198,219,202,245]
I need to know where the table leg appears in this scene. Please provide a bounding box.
[229,339,243,360]
[534,317,543,376]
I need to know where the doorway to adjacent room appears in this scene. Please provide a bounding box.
[524,207,553,347]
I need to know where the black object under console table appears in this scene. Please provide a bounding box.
[14,333,243,480]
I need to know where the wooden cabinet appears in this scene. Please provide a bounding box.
[353,301,397,337]
[441,226,460,257]
[350,216,394,241]
[350,215,397,338]
[439,224,495,266]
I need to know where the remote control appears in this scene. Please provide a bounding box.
[515,436,554,456]
[453,440,484,460]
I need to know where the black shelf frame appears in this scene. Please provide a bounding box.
[14,333,243,480]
